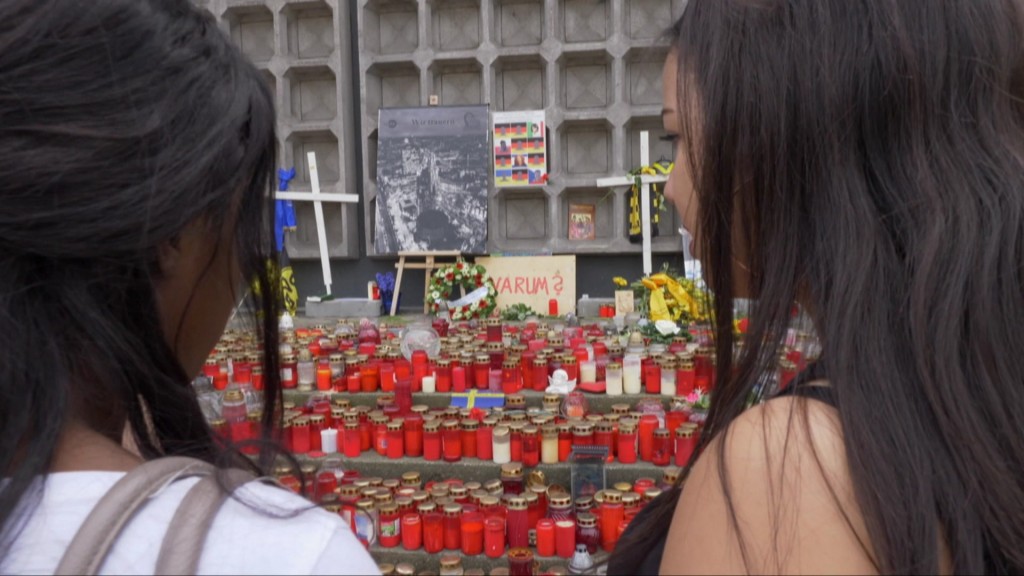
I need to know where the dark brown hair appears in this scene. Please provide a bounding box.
[0,0,283,555]
[614,0,1024,573]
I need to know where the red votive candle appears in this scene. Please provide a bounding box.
[452,365,467,392]
[436,359,453,393]
[536,518,556,557]
[506,497,529,549]
[404,414,423,457]
[638,414,659,462]
[378,503,401,548]
[477,418,494,461]
[423,509,444,554]
[461,419,479,459]
[555,519,576,559]
[292,417,311,454]
[443,504,462,550]
[346,373,360,393]
[442,420,462,462]
[343,421,360,458]
[484,516,506,559]
[402,513,422,550]
[600,491,624,552]
[675,425,698,467]
[386,420,404,459]
[424,420,442,461]
[460,510,484,556]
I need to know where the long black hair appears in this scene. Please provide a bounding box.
[615,1,1024,573]
[0,0,282,553]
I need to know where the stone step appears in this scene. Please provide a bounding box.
[297,450,668,487]
[369,543,609,575]
[283,389,676,414]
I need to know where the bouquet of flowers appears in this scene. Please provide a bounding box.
[612,263,710,324]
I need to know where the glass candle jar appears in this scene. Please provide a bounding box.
[652,428,672,466]
[572,423,595,447]
[442,420,462,462]
[617,421,638,463]
[443,504,463,551]
[484,516,506,559]
[477,417,495,461]
[605,361,624,396]
[485,318,503,343]
[520,425,540,467]
[622,354,642,394]
[493,426,511,464]
[474,355,490,391]
[600,490,624,552]
[555,519,576,559]
[452,364,467,392]
[500,463,525,496]
[594,421,615,459]
[675,424,698,467]
[508,547,534,576]
[644,360,662,395]
[579,360,597,385]
[378,503,401,548]
[540,425,559,464]
[292,416,311,454]
[547,493,573,522]
[501,359,521,394]
[435,359,453,393]
[638,414,659,462]
[660,360,677,397]
[506,497,529,549]
[386,419,405,460]
[622,492,642,522]
[557,423,573,462]
[677,359,696,396]
[460,510,484,556]
[542,393,562,414]
[562,355,578,383]
[536,518,555,557]
[402,513,422,551]
[577,510,598,553]
[423,508,444,554]
[461,419,479,459]
[524,491,541,531]
[524,358,545,392]
[404,414,423,457]
[487,342,504,369]
[280,354,298,389]
[424,420,442,461]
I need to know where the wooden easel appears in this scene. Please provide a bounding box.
[391,250,463,315]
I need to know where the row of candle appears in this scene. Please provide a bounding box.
[276,461,679,559]
[214,394,703,466]
[202,316,788,399]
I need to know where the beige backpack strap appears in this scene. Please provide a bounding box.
[54,456,215,576]
[154,467,255,575]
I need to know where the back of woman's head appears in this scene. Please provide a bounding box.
[0,0,281,549]
[664,0,1024,572]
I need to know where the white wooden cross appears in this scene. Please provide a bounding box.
[275,152,359,297]
[595,131,668,275]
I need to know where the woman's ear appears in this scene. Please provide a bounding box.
[156,237,183,277]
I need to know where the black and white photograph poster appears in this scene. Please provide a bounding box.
[375,105,490,254]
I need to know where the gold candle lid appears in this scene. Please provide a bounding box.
[603,489,623,504]
[500,462,523,477]
[461,418,479,430]
[548,493,572,508]
[401,471,421,485]
[507,496,527,511]
[395,562,415,576]
[576,512,597,528]
[643,488,663,502]
[443,504,463,516]
[378,563,395,576]
[439,554,462,569]
[654,427,670,438]
[663,466,682,484]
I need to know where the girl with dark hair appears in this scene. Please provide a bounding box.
[610,1,1024,574]
[0,0,377,573]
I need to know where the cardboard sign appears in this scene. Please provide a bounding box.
[475,255,577,316]
[615,290,635,315]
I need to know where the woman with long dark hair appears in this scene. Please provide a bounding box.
[0,1,377,573]
[610,1,1024,574]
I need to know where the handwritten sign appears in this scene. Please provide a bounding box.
[615,290,635,315]
[475,255,577,316]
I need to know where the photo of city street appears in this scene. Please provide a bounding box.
[375,106,490,254]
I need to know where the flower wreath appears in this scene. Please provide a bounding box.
[427,260,498,320]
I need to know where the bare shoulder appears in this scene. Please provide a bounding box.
[659,393,878,575]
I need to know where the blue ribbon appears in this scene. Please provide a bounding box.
[275,168,297,251]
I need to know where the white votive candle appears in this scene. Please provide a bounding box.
[320,428,338,454]
[422,375,436,394]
